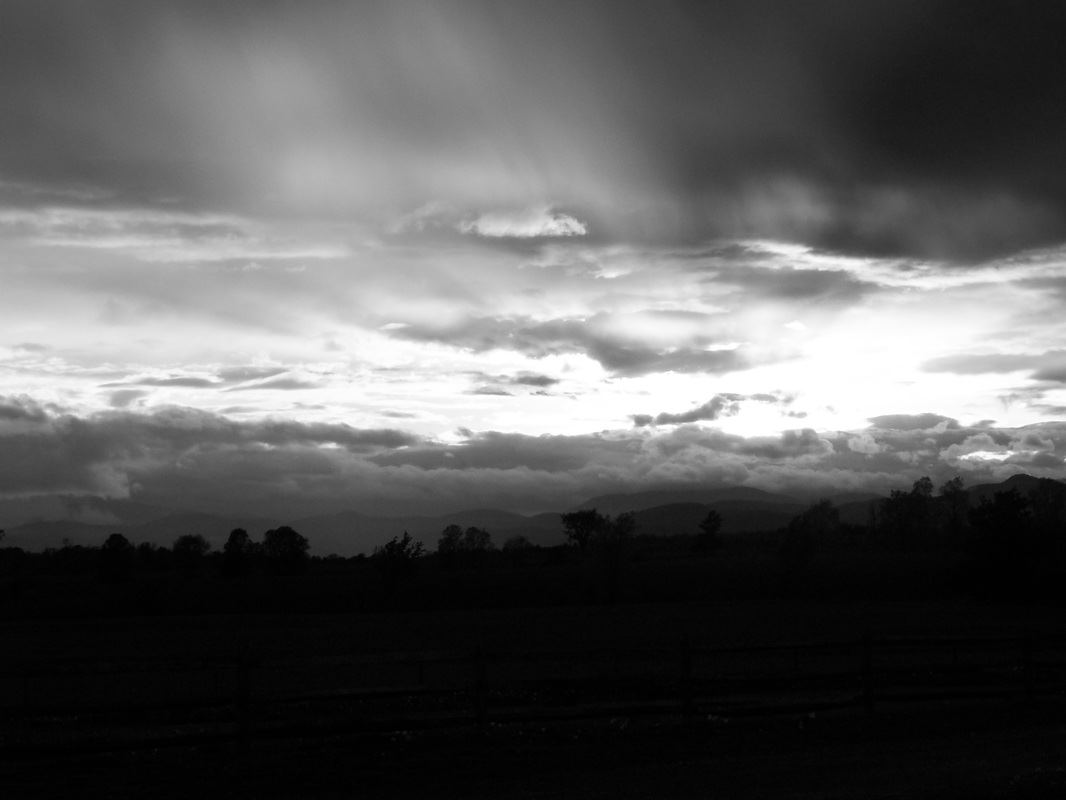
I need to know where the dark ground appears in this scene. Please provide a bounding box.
[5,599,1066,798]
[5,700,1066,798]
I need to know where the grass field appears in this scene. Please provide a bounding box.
[5,541,1066,798]
[6,697,1066,799]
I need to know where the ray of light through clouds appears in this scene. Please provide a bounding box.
[3,1,1066,520]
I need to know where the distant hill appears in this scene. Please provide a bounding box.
[290,508,563,555]
[968,473,1066,504]
[825,491,884,507]
[2,519,122,552]
[837,498,879,526]
[2,511,281,553]
[630,500,803,537]
[6,475,1060,557]
[571,486,801,517]
[0,494,171,530]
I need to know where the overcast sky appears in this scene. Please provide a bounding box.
[3,1,1066,519]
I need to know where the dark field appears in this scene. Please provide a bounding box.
[5,597,1066,798]
[5,597,1066,665]
[5,513,1066,798]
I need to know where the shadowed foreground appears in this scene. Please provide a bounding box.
[5,700,1066,799]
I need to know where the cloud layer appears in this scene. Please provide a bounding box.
[6,2,1066,259]
[2,3,1066,525]
[2,397,1063,528]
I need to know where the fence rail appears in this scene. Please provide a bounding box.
[3,632,1065,758]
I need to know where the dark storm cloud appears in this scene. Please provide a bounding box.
[705,264,879,303]
[370,430,636,473]
[129,377,220,389]
[1026,452,1065,468]
[98,369,317,394]
[0,400,423,497]
[633,393,793,427]
[215,366,288,384]
[101,369,304,391]
[470,387,513,397]
[868,414,961,431]
[923,351,1066,383]
[13,342,49,353]
[1,394,1064,521]
[227,376,320,391]
[108,390,148,409]
[739,429,833,460]
[1032,367,1066,384]
[1022,275,1066,306]
[246,420,419,451]
[336,419,1066,511]
[0,395,50,423]
[827,3,1066,199]
[5,2,1064,259]
[389,315,744,376]
[789,185,1058,263]
[633,396,737,427]
[509,372,560,388]
[649,426,833,461]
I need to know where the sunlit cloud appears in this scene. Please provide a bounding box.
[1,2,1065,521]
[0,206,349,262]
[458,207,588,239]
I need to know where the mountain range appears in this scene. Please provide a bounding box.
[0,475,1060,556]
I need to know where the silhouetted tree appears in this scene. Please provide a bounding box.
[136,541,171,573]
[968,489,1033,557]
[938,476,969,541]
[593,512,635,604]
[222,528,254,577]
[458,526,494,569]
[781,499,838,574]
[561,509,606,551]
[173,534,211,574]
[695,509,723,553]
[462,526,493,552]
[99,533,135,583]
[593,512,634,550]
[374,531,424,602]
[436,524,464,570]
[377,531,424,562]
[55,540,93,576]
[1027,479,1066,556]
[263,526,310,575]
[561,510,635,601]
[880,476,939,549]
[966,488,1035,595]
[437,524,464,555]
[502,534,533,567]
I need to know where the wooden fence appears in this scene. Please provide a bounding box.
[3,632,1066,757]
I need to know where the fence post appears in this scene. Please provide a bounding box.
[861,633,875,717]
[473,643,488,729]
[679,636,694,723]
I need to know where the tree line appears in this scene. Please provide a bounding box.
[0,475,1063,612]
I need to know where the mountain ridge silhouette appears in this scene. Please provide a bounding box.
[2,475,1060,556]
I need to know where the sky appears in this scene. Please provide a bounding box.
[3,0,1066,521]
